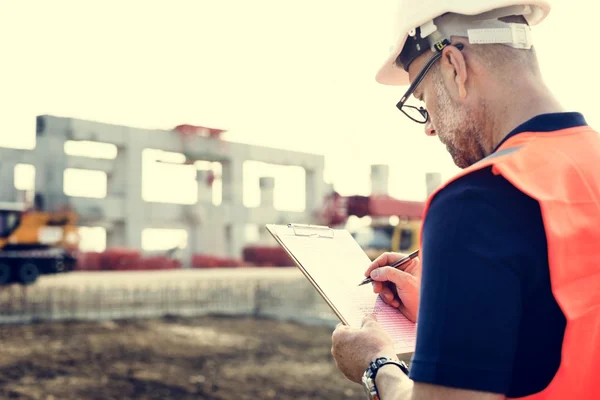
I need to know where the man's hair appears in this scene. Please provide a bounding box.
[500,14,530,24]
[467,15,540,75]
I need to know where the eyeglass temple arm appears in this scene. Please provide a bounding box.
[398,43,464,107]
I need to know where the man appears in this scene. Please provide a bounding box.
[331,1,600,399]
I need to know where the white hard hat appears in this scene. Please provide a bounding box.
[376,0,552,86]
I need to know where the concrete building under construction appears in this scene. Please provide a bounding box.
[0,115,443,265]
[0,115,330,261]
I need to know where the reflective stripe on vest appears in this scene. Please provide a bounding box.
[420,126,600,399]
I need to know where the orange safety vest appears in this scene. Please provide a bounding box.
[420,126,600,399]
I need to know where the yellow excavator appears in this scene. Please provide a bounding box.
[351,218,421,260]
[0,201,80,286]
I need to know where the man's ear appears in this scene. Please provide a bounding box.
[440,45,468,100]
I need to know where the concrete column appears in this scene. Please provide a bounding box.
[426,172,443,197]
[370,164,389,196]
[33,117,70,212]
[184,224,197,268]
[221,159,243,205]
[196,169,213,204]
[187,209,228,256]
[305,165,326,217]
[184,169,218,266]
[106,223,126,249]
[106,146,126,249]
[259,176,275,207]
[221,159,245,258]
[206,212,228,255]
[106,130,143,249]
[226,223,246,259]
[123,132,144,250]
[0,163,18,203]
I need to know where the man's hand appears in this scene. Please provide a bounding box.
[365,252,421,323]
[331,314,398,383]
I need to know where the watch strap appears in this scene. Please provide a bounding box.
[366,357,410,381]
[362,357,410,400]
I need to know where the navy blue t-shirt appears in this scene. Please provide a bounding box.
[409,113,586,397]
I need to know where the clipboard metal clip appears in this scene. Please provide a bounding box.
[287,223,335,238]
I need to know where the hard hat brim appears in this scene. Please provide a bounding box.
[375,29,412,86]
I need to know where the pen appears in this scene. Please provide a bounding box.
[358,249,420,286]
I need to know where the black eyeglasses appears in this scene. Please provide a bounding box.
[396,43,464,124]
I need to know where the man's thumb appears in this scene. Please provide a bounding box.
[370,266,410,286]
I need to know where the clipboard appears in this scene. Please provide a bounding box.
[266,223,416,354]
[267,223,346,323]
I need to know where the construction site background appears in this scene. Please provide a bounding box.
[3,1,586,398]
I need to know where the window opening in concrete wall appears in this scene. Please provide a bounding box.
[14,164,36,205]
[64,168,107,198]
[142,228,188,251]
[78,226,107,252]
[194,160,222,206]
[14,164,35,191]
[142,149,197,205]
[64,140,118,159]
[243,161,306,212]
[274,165,305,212]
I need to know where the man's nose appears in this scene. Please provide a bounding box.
[424,121,436,136]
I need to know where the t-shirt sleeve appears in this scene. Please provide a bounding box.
[408,175,527,394]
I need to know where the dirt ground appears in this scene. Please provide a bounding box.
[0,315,411,400]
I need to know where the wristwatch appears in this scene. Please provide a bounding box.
[361,357,409,400]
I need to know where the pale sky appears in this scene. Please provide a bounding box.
[0,0,595,210]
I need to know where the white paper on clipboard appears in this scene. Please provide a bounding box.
[266,223,416,354]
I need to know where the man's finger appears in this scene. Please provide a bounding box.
[364,252,399,277]
[372,281,383,294]
[364,252,415,277]
[370,266,413,289]
[379,286,395,303]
